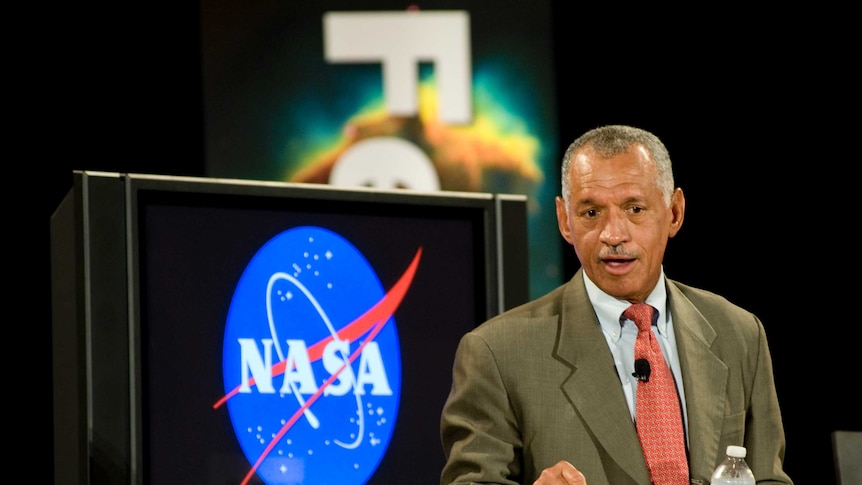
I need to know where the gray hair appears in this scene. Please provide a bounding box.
[560,125,674,207]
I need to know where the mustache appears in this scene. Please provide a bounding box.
[598,245,637,259]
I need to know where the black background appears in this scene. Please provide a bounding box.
[30,2,858,484]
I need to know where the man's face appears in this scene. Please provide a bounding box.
[555,144,684,303]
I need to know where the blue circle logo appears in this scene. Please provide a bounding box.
[217,226,415,484]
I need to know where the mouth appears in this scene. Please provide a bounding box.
[601,257,635,275]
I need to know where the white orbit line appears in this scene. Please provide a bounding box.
[266,271,365,448]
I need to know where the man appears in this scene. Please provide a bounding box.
[439,125,792,484]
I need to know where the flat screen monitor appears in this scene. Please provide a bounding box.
[51,171,528,485]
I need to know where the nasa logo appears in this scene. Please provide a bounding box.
[215,226,420,484]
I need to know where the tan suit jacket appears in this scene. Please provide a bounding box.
[440,269,792,485]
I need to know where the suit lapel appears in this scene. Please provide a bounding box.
[555,270,651,483]
[666,281,727,479]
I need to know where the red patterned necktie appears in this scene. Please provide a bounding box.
[624,303,689,485]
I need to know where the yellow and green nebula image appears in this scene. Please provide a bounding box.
[273,63,562,297]
[286,72,543,202]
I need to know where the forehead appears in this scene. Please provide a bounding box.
[569,145,656,193]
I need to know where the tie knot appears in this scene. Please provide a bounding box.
[624,303,655,332]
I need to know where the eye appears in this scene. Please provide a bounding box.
[584,209,598,218]
[629,206,644,215]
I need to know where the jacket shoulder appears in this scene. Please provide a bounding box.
[670,280,753,315]
[472,283,568,335]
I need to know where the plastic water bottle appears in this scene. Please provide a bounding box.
[710,445,755,485]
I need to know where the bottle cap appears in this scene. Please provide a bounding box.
[727,445,747,458]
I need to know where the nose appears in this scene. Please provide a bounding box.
[599,210,629,247]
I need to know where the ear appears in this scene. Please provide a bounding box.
[668,187,685,238]
[555,196,574,244]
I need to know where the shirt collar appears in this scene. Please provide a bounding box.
[582,269,670,335]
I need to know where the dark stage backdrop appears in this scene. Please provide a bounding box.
[35,2,859,485]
